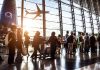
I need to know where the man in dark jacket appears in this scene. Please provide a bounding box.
[90,33,96,53]
[47,32,59,59]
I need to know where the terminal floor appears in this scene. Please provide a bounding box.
[0,46,100,70]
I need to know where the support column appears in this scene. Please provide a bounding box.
[87,0,94,33]
[94,0,100,33]
[42,0,46,38]
[58,0,63,36]
[80,0,86,33]
[70,0,76,33]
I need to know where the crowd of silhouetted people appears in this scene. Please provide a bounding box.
[64,31,99,55]
[0,25,100,65]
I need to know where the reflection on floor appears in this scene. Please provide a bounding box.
[0,46,100,70]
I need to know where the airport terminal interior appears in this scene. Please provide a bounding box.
[0,0,100,70]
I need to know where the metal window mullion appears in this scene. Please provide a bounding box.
[58,0,63,36]
[80,0,86,33]
[87,0,94,33]
[96,14,100,32]
[96,0,100,33]
[70,0,76,33]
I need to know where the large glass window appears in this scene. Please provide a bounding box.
[0,0,99,37]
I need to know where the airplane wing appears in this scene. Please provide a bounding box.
[33,4,41,19]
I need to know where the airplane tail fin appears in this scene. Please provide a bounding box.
[36,4,41,13]
[0,0,17,27]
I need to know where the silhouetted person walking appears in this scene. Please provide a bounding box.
[90,33,96,53]
[79,32,84,53]
[47,32,59,59]
[64,31,69,53]
[8,25,16,65]
[31,31,42,59]
[24,31,30,56]
[67,32,74,54]
[16,28,23,62]
[84,33,90,53]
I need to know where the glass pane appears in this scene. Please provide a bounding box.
[86,28,92,33]
[75,20,83,26]
[94,24,98,29]
[92,14,96,20]
[74,8,81,15]
[32,0,42,3]
[62,12,72,18]
[0,0,3,4]
[63,0,70,4]
[46,7,58,15]
[76,26,83,32]
[63,18,72,24]
[85,17,90,23]
[62,5,71,12]
[93,20,97,24]
[47,22,59,29]
[62,11,72,18]
[75,14,82,20]
[16,0,21,7]
[94,29,98,33]
[46,14,59,22]
[86,22,91,27]
[84,11,89,17]
[63,24,73,31]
